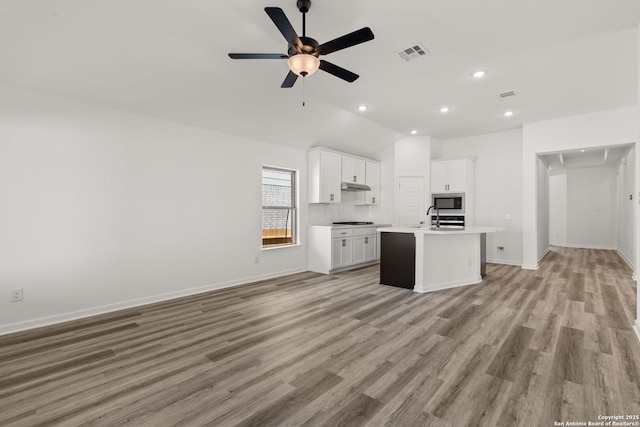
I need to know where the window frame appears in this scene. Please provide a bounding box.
[261,166,298,249]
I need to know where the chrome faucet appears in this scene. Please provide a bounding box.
[427,205,440,228]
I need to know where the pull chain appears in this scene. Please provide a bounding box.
[302,75,306,107]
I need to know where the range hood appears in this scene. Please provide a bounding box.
[341,182,371,191]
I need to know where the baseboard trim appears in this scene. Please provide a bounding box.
[0,267,307,336]
[538,247,551,262]
[520,247,550,271]
[559,243,617,250]
[616,250,637,281]
[413,276,483,294]
[617,250,635,272]
[486,259,522,267]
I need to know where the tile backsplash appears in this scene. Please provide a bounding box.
[307,191,393,225]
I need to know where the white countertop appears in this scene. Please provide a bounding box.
[377,225,504,235]
[309,224,391,229]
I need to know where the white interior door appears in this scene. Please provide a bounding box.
[397,176,426,227]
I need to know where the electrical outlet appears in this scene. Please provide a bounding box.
[497,246,505,252]
[10,288,23,302]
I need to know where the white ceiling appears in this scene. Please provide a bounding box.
[540,145,632,170]
[0,0,638,158]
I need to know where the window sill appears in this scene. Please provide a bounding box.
[261,243,302,252]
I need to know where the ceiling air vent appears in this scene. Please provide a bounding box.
[398,43,429,61]
[499,91,516,98]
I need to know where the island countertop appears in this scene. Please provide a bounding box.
[377,225,504,235]
[378,225,504,293]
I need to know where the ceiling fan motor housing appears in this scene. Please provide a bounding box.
[297,0,311,13]
[289,36,319,56]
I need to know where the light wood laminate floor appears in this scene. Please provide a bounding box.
[1,247,639,426]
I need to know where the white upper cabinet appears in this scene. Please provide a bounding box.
[308,149,342,203]
[430,162,449,193]
[309,148,381,205]
[363,161,381,205]
[431,159,474,193]
[341,155,366,184]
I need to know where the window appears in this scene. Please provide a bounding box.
[262,167,297,248]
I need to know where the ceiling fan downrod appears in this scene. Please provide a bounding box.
[297,0,311,37]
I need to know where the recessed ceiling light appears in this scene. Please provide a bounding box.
[440,106,450,113]
[410,130,418,135]
[357,105,368,112]
[580,149,585,153]
[503,111,514,117]
[472,70,487,78]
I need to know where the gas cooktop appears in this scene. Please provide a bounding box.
[332,221,374,225]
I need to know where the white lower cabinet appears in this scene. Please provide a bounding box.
[353,229,376,264]
[332,235,353,269]
[308,226,379,274]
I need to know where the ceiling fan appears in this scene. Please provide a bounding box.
[228,0,374,88]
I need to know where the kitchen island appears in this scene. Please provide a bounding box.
[376,226,503,293]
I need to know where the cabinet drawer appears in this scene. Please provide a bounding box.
[353,227,376,236]
[332,228,353,238]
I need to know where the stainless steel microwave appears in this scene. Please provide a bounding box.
[432,193,465,214]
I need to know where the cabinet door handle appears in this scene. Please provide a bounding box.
[353,175,357,182]
[330,193,334,201]
[372,197,375,203]
[341,232,347,235]
[342,239,346,247]
[365,237,369,244]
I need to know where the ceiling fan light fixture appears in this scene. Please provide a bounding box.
[287,54,320,76]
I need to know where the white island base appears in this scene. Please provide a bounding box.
[377,226,503,293]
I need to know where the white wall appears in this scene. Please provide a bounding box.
[636,20,640,338]
[522,106,638,269]
[549,172,567,246]
[437,129,523,265]
[0,84,309,334]
[617,147,636,266]
[569,166,618,249]
[394,136,433,176]
[549,165,618,250]
[536,157,550,259]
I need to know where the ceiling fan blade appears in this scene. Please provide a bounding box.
[228,53,288,59]
[319,60,359,83]
[265,7,302,51]
[281,70,299,88]
[316,27,374,55]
